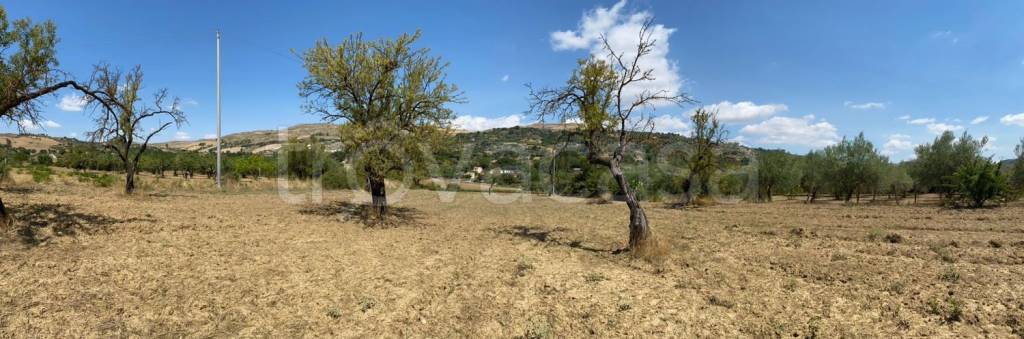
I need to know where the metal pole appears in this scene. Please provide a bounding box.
[216,30,222,189]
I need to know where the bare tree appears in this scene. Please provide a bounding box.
[83,64,186,194]
[530,19,692,252]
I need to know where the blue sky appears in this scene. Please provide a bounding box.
[5,1,1024,160]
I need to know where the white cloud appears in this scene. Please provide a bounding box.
[172,131,191,141]
[1001,113,1024,127]
[183,98,199,106]
[881,134,915,156]
[897,115,910,120]
[551,0,682,107]
[57,94,88,112]
[907,118,935,125]
[970,116,988,125]
[699,101,787,123]
[930,30,959,44]
[18,120,39,131]
[844,101,886,110]
[500,74,510,82]
[926,122,963,134]
[453,114,523,131]
[739,115,839,148]
[651,114,690,135]
[203,133,217,139]
[18,119,60,131]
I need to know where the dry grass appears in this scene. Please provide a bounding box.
[1,177,1023,337]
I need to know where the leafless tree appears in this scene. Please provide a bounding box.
[82,64,186,194]
[529,19,692,252]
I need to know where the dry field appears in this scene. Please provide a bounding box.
[2,175,1024,337]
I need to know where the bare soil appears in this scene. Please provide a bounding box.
[2,178,1023,337]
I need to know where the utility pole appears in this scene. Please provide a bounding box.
[216,30,222,189]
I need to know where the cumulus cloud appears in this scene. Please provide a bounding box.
[926,122,963,134]
[500,75,510,82]
[907,118,935,125]
[843,101,885,110]
[551,0,682,107]
[739,115,839,148]
[881,134,915,156]
[453,114,524,131]
[57,94,88,112]
[651,114,690,135]
[699,101,787,123]
[18,119,61,131]
[1001,113,1024,127]
[970,116,988,125]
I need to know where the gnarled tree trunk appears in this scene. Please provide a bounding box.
[0,196,9,228]
[367,174,388,217]
[125,164,136,194]
[610,160,651,250]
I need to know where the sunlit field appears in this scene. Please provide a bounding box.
[2,175,1022,337]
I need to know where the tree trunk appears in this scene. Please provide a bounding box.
[0,195,9,228]
[367,175,388,217]
[609,160,651,251]
[125,165,136,194]
[680,174,694,206]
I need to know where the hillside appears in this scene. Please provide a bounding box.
[2,123,755,165]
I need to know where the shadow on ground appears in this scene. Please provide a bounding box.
[497,225,608,253]
[299,201,421,227]
[7,203,129,246]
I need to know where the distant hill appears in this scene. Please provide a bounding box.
[154,123,343,154]
[1,122,756,166]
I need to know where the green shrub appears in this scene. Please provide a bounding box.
[321,166,354,190]
[950,158,1009,208]
[71,171,115,187]
[30,165,53,183]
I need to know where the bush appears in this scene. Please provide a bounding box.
[30,165,53,183]
[71,171,115,187]
[321,166,354,190]
[949,158,1008,208]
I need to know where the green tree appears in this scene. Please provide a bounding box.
[800,150,827,203]
[1010,137,1024,198]
[0,6,101,224]
[755,150,799,202]
[529,20,691,252]
[83,64,187,194]
[680,107,725,205]
[951,158,1008,208]
[909,131,987,197]
[298,31,461,217]
[822,133,886,202]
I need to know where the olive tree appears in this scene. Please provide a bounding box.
[680,107,725,206]
[529,20,691,252]
[298,31,461,217]
[754,150,800,202]
[909,131,987,197]
[1010,137,1024,198]
[800,150,827,203]
[83,64,186,194]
